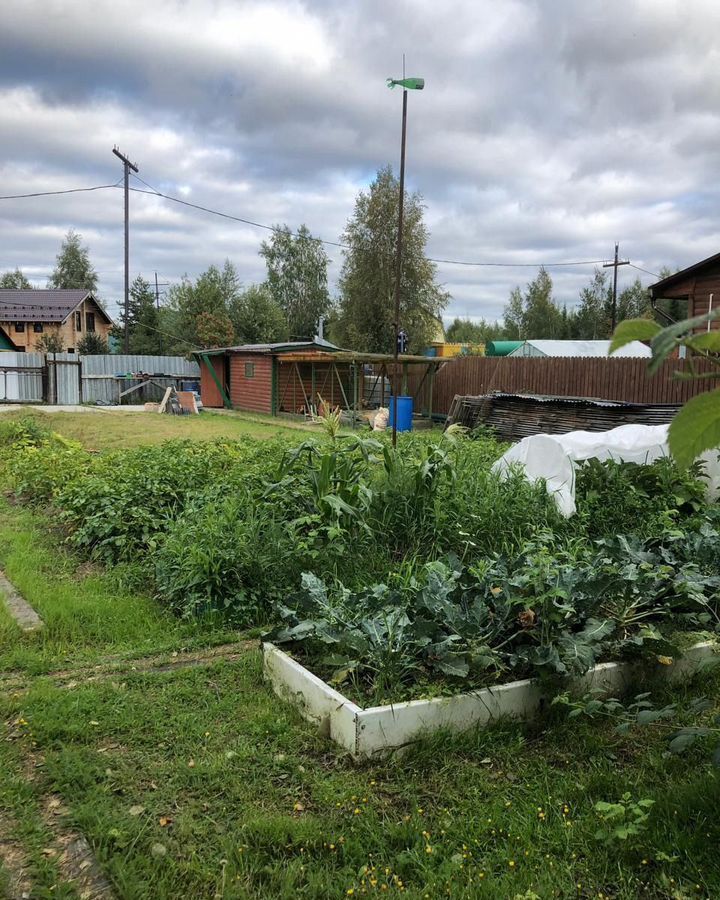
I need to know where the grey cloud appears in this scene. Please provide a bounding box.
[1,0,720,325]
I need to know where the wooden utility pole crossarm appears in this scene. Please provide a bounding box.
[603,242,630,331]
[112,147,139,353]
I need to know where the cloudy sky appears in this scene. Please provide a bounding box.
[1,0,719,326]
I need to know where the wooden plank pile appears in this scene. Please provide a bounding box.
[446,392,680,441]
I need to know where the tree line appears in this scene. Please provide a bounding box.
[446,266,678,345]
[3,168,678,356]
[1,167,449,356]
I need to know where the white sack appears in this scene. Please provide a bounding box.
[491,423,720,517]
[373,407,389,431]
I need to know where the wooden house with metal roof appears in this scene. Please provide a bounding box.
[0,289,114,352]
[649,251,720,324]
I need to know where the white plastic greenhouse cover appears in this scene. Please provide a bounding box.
[491,423,720,517]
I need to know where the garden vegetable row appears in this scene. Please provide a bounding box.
[1,415,717,703]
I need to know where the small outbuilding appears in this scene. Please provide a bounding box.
[194,340,442,423]
[649,251,720,323]
[507,339,651,358]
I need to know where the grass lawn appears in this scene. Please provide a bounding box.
[0,407,317,451]
[0,499,242,675]
[0,411,719,898]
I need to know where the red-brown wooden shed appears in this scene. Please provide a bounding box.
[194,340,441,422]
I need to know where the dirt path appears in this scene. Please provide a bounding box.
[0,640,257,694]
[1,638,257,897]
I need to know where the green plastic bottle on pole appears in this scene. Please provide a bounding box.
[387,77,425,91]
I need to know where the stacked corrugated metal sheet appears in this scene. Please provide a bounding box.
[446,392,680,441]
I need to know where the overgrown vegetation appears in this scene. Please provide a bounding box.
[2,413,718,693]
[1,411,720,897]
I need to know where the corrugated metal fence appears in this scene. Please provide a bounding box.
[0,352,45,402]
[0,353,200,405]
[407,355,720,417]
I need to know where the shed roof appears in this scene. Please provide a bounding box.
[196,339,340,357]
[509,339,651,359]
[0,324,16,350]
[0,289,113,324]
[649,251,720,296]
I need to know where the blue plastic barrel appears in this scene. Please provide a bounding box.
[388,395,413,431]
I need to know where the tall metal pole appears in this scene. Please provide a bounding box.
[391,88,408,449]
[112,147,138,353]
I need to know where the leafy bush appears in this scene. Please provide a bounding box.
[154,492,303,623]
[1,416,85,502]
[270,518,720,702]
[575,457,706,539]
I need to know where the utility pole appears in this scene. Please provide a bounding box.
[112,147,139,353]
[603,242,630,332]
[154,272,169,353]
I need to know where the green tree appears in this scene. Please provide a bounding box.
[260,224,331,340]
[114,275,163,354]
[167,261,240,348]
[523,268,563,338]
[445,317,505,344]
[0,269,32,289]
[575,269,612,339]
[503,287,525,340]
[229,284,289,344]
[195,311,235,349]
[504,268,563,340]
[36,331,64,353]
[49,230,98,291]
[78,333,109,354]
[616,277,652,322]
[335,166,449,354]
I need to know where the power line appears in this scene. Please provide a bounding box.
[128,175,609,269]
[0,182,121,200]
[428,256,607,268]
[629,263,661,279]
[0,171,646,273]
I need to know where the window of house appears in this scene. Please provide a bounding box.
[67,348,75,354]
[33,323,44,333]
[86,312,96,333]
[14,322,25,333]
[244,362,255,378]
[75,311,82,331]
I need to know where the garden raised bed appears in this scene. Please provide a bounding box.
[263,640,718,758]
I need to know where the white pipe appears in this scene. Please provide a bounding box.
[708,294,714,332]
